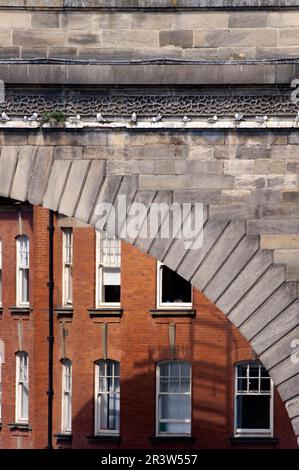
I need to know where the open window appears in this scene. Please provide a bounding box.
[157,262,192,308]
[96,231,121,307]
[234,361,273,437]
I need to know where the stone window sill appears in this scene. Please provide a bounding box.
[229,436,279,445]
[55,307,74,320]
[87,434,121,443]
[151,435,195,444]
[54,433,73,442]
[9,307,32,317]
[150,309,196,318]
[8,422,32,431]
[88,308,123,318]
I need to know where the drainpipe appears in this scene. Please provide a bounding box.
[47,210,55,449]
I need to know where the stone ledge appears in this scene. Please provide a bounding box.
[150,309,196,318]
[8,423,32,431]
[9,306,32,317]
[88,308,123,318]
[150,435,195,444]
[0,1,298,10]
[86,434,121,443]
[0,63,295,86]
[54,433,73,442]
[55,307,74,320]
[229,436,279,446]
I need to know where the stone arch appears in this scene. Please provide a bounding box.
[0,141,298,445]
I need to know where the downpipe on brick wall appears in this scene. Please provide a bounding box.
[47,210,55,449]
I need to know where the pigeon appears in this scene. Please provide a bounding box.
[256,115,268,124]
[152,114,162,123]
[23,116,28,121]
[182,116,191,123]
[28,112,38,121]
[234,112,244,121]
[130,112,137,124]
[1,112,10,121]
[295,111,299,124]
[96,113,106,123]
[207,115,218,124]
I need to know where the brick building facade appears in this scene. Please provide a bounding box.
[0,200,296,449]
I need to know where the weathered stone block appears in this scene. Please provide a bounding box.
[160,30,193,48]
[92,12,130,30]
[220,190,251,204]
[54,146,83,160]
[13,30,66,47]
[261,234,299,250]
[235,175,265,189]
[261,205,294,218]
[31,13,60,29]
[247,219,299,234]
[251,189,283,205]
[60,12,92,30]
[102,30,159,48]
[131,13,172,30]
[66,32,101,46]
[228,12,267,28]
[0,30,12,47]
[224,160,255,175]
[274,249,299,266]
[139,174,234,191]
[272,146,299,159]
[283,191,299,203]
[172,12,228,30]
[279,28,299,46]
[131,145,188,160]
[194,29,277,48]
[236,146,271,160]
[209,204,259,220]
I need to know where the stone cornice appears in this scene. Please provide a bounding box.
[0,1,298,10]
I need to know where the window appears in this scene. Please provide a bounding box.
[95,359,120,435]
[156,361,191,436]
[96,231,121,307]
[16,235,29,307]
[15,351,29,423]
[0,238,2,306]
[234,361,273,437]
[61,359,72,434]
[157,262,192,308]
[62,229,73,306]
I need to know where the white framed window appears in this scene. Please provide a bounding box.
[96,231,121,307]
[61,359,72,434]
[157,262,192,309]
[95,359,120,435]
[15,351,29,423]
[156,361,191,436]
[0,238,2,306]
[16,235,29,307]
[234,361,273,437]
[62,229,73,306]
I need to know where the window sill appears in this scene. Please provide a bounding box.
[87,434,121,443]
[151,436,195,444]
[88,308,123,318]
[54,433,72,443]
[150,309,196,318]
[9,307,32,317]
[229,436,278,445]
[55,307,73,320]
[8,422,32,431]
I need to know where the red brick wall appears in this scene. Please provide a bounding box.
[0,208,297,448]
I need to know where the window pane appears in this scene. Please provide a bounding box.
[160,394,191,420]
[249,364,260,377]
[237,364,248,378]
[103,285,120,303]
[248,378,259,392]
[161,266,192,304]
[160,422,191,434]
[181,363,191,378]
[160,363,169,377]
[22,269,29,303]
[237,395,270,430]
[237,378,247,392]
[169,361,180,378]
[260,378,271,392]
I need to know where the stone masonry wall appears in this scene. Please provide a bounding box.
[0,9,299,62]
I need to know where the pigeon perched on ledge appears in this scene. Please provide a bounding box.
[234,112,244,121]
[255,115,268,124]
[182,116,191,123]
[152,114,162,123]
[1,112,10,121]
[130,112,137,124]
[96,113,106,123]
[207,115,218,124]
[28,112,38,122]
